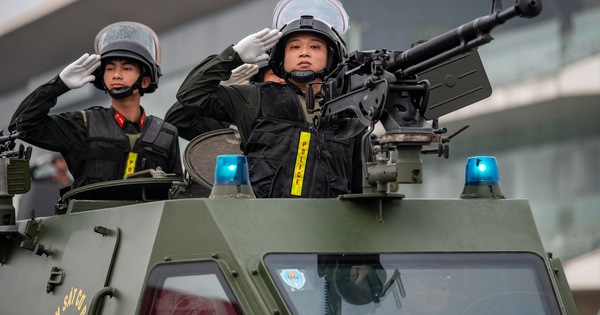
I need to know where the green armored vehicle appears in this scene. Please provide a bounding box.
[0,0,579,314]
[0,155,579,315]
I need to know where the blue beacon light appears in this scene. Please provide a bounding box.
[210,155,255,198]
[460,156,505,199]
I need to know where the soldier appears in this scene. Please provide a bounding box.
[9,22,182,188]
[171,15,363,198]
[164,61,284,142]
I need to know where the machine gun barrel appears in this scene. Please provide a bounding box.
[388,0,542,77]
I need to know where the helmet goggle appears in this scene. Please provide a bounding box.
[94,21,161,64]
[272,0,349,35]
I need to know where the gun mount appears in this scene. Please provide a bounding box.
[1,129,33,262]
[307,0,542,194]
[1,129,32,199]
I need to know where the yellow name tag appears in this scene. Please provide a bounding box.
[291,131,311,196]
[123,152,138,178]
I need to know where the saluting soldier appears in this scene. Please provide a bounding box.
[9,22,182,188]
[169,15,363,198]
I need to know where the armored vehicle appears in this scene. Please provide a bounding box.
[0,0,579,314]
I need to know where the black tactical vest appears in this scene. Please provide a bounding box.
[73,109,177,188]
[244,83,356,198]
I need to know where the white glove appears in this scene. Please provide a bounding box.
[59,53,101,89]
[220,63,259,86]
[233,28,282,63]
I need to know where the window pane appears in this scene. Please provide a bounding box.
[139,261,243,315]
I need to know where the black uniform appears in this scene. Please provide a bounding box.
[165,101,230,141]
[171,46,362,198]
[9,76,182,188]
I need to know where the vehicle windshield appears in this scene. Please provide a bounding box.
[264,252,561,315]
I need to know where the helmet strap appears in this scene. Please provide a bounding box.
[288,70,317,83]
[106,75,145,99]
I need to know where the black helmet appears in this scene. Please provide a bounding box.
[93,21,162,96]
[269,15,346,81]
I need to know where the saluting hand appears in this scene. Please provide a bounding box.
[233,28,282,63]
[220,63,259,86]
[59,53,101,90]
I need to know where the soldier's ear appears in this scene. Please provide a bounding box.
[141,76,151,89]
